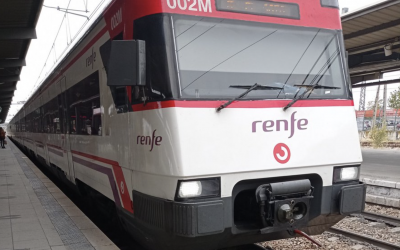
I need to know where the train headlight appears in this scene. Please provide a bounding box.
[333,166,360,183]
[178,181,202,198]
[176,178,220,200]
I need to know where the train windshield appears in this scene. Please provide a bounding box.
[173,15,348,100]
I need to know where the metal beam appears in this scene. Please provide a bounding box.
[352,79,400,88]
[0,28,37,40]
[0,75,20,82]
[359,87,366,111]
[349,43,400,56]
[0,86,17,91]
[0,94,14,99]
[0,97,12,102]
[349,52,400,68]
[344,18,400,40]
[342,0,400,22]
[350,63,400,76]
[0,59,26,68]
[348,37,400,55]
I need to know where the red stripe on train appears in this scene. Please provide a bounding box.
[71,150,133,213]
[132,99,354,111]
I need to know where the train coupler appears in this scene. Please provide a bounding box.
[255,179,313,234]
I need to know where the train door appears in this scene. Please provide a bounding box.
[60,77,75,183]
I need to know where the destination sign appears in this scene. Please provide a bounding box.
[215,0,300,19]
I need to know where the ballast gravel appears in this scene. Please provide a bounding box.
[262,231,379,250]
[262,204,400,250]
[364,203,400,218]
[334,217,400,245]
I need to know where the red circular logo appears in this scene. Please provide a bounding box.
[273,143,291,164]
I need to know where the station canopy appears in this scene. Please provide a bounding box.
[0,0,43,124]
[342,0,400,88]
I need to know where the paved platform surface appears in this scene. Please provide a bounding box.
[361,148,400,183]
[0,140,118,250]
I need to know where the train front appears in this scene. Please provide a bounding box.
[122,0,366,249]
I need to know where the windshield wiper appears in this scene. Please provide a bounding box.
[283,85,340,111]
[216,83,283,112]
[283,47,341,111]
[229,85,284,90]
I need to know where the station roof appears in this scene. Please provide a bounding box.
[0,0,43,124]
[342,0,400,87]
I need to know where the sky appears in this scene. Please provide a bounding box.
[4,0,398,122]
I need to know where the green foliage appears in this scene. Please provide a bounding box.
[369,125,388,148]
[388,86,400,112]
[366,99,383,111]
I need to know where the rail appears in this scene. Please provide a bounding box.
[327,227,400,250]
[327,212,400,250]
[360,211,400,227]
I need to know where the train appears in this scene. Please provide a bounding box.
[7,0,366,249]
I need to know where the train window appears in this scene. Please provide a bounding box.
[111,86,128,113]
[58,94,67,134]
[25,113,31,132]
[21,117,25,132]
[173,15,346,100]
[100,36,129,113]
[67,71,102,136]
[133,14,175,102]
[43,97,61,133]
[33,108,41,133]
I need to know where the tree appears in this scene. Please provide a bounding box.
[388,86,400,131]
[367,99,384,127]
[367,99,383,111]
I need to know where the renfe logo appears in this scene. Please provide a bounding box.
[137,130,162,152]
[273,143,291,164]
[86,47,96,69]
[252,112,308,138]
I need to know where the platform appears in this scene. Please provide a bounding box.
[0,140,118,250]
[361,148,400,183]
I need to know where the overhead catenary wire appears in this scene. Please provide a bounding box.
[82,0,88,12]
[43,5,89,13]
[66,13,72,44]
[28,0,106,101]
[30,0,72,97]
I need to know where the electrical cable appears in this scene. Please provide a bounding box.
[28,0,106,101]
[30,0,72,96]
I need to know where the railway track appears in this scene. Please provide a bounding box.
[327,227,400,250]
[360,211,400,227]
[327,211,400,250]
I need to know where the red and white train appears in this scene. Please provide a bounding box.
[8,0,366,249]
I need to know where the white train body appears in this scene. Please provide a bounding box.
[8,0,366,249]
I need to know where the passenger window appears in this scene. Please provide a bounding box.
[66,71,101,136]
[42,97,61,133]
[33,108,41,133]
